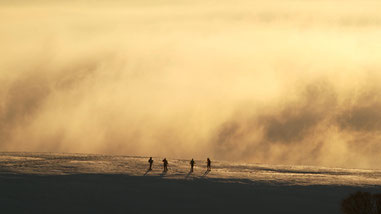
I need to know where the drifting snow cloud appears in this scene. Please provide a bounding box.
[1,0,381,168]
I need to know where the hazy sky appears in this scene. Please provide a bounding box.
[1,0,381,169]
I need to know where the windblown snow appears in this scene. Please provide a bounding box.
[1,152,380,186]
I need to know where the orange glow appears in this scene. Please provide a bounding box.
[1,0,381,169]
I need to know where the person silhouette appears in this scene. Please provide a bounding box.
[207,158,211,171]
[162,158,168,172]
[148,157,153,170]
[190,158,195,172]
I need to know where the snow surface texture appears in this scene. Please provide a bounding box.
[0,152,380,214]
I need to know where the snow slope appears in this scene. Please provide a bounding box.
[0,152,380,213]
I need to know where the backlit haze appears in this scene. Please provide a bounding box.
[1,0,381,169]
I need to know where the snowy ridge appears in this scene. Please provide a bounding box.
[1,152,380,186]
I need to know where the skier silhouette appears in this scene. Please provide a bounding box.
[207,158,211,171]
[190,158,195,172]
[148,157,153,170]
[162,158,168,172]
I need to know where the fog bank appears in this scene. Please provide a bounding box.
[1,0,381,168]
